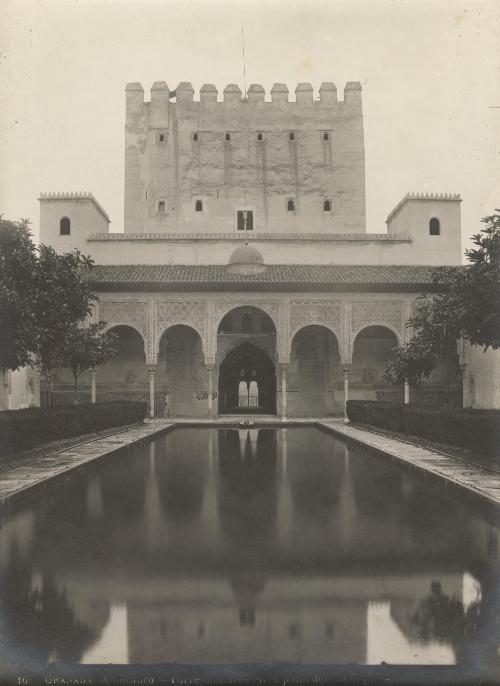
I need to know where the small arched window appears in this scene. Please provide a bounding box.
[195,199,203,212]
[157,132,166,143]
[225,133,231,141]
[323,199,332,212]
[257,133,263,141]
[157,200,166,214]
[429,217,440,235]
[60,217,70,235]
[287,199,295,212]
[193,133,198,142]
[289,132,295,141]
[323,132,329,141]
[242,313,253,333]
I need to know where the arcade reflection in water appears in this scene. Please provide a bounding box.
[0,428,498,670]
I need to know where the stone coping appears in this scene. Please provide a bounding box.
[1,418,498,512]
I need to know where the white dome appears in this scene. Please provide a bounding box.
[227,243,266,275]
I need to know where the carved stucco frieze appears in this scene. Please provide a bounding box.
[98,300,150,344]
[155,301,208,355]
[351,301,406,342]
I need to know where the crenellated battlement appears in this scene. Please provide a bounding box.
[124,81,361,106]
[386,192,462,223]
[39,191,110,223]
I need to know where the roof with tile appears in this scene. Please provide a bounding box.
[88,264,451,292]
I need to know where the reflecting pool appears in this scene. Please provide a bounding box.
[0,427,498,673]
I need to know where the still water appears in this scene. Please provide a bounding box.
[0,427,498,671]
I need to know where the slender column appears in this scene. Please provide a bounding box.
[343,365,352,423]
[148,367,156,418]
[206,364,215,418]
[404,378,410,404]
[90,368,97,404]
[279,363,289,421]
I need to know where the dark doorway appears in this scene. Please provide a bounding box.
[218,342,276,414]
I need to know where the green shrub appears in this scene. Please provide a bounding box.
[346,400,500,456]
[0,402,147,457]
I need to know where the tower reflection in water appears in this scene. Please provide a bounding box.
[0,428,498,670]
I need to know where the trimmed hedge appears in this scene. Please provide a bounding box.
[0,401,147,456]
[346,400,500,456]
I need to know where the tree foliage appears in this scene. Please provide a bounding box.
[384,211,500,385]
[60,322,116,401]
[0,218,37,373]
[32,244,97,380]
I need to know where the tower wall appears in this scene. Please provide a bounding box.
[123,81,366,234]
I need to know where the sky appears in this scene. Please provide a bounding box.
[1,0,499,260]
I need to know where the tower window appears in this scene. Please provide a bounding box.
[236,209,254,231]
[157,200,166,214]
[257,133,263,141]
[323,199,332,212]
[429,217,440,235]
[193,133,198,142]
[157,132,166,143]
[195,199,203,212]
[289,132,295,141]
[287,199,295,212]
[225,133,231,141]
[59,216,70,235]
[323,132,329,141]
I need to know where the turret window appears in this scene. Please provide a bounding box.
[60,217,70,235]
[193,133,198,142]
[287,199,295,212]
[157,200,166,214]
[289,132,295,141]
[323,132,329,141]
[429,217,440,235]
[236,209,254,231]
[323,199,332,212]
[156,132,166,143]
[257,133,263,141]
[195,199,203,212]
[225,133,231,141]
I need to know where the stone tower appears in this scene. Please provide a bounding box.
[123,81,366,234]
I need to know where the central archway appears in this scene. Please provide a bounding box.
[218,342,277,415]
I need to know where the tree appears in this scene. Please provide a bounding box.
[384,211,500,387]
[60,322,116,403]
[0,218,37,374]
[32,244,98,401]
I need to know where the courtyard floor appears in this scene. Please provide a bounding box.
[0,417,499,510]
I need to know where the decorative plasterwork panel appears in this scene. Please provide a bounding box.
[98,300,150,345]
[288,300,344,362]
[351,301,405,342]
[155,301,208,356]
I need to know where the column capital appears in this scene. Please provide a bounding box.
[205,363,216,373]
[147,365,157,373]
[279,362,289,374]
[342,364,353,374]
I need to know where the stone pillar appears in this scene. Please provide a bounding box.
[148,367,156,418]
[90,368,97,404]
[206,364,215,418]
[279,363,289,421]
[404,378,410,404]
[343,365,352,423]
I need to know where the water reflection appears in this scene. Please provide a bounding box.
[0,427,498,670]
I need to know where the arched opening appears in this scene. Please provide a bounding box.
[323,132,329,141]
[59,217,70,235]
[158,325,205,417]
[218,342,276,414]
[195,199,203,212]
[257,132,263,141]
[352,326,399,401]
[218,306,275,335]
[289,132,295,141]
[97,324,148,398]
[287,198,295,212]
[323,199,332,212]
[429,217,440,235]
[289,325,341,417]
